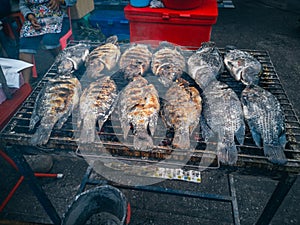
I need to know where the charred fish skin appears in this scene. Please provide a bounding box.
[56,43,90,74]
[29,74,81,145]
[78,76,118,143]
[119,43,152,81]
[187,42,224,90]
[85,35,121,79]
[161,78,202,149]
[200,81,245,165]
[118,76,160,151]
[151,41,186,87]
[224,49,262,85]
[241,85,287,164]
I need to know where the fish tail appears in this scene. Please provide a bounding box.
[264,144,287,165]
[217,142,238,165]
[172,132,190,150]
[30,126,53,145]
[133,132,153,151]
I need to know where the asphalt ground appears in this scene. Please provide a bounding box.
[1,0,300,224]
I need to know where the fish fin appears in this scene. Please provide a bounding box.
[264,144,287,165]
[79,119,96,143]
[217,142,238,165]
[56,114,70,130]
[122,123,131,139]
[30,125,53,145]
[97,117,106,133]
[250,127,262,147]
[235,123,245,145]
[200,117,212,142]
[279,131,287,147]
[29,115,40,130]
[148,114,158,136]
[105,35,118,45]
[172,131,190,150]
[133,132,153,151]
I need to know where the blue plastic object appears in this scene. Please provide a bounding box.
[88,10,130,40]
[130,0,151,7]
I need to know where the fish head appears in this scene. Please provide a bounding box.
[123,60,149,81]
[240,67,260,85]
[156,63,183,87]
[57,59,73,74]
[85,61,105,79]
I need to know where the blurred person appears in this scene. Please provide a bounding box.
[0,0,11,19]
[0,0,14,57]
[19,0,77,84]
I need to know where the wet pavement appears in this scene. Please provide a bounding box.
[1,0,300,224]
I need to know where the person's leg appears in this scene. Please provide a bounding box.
[19,35,41,83]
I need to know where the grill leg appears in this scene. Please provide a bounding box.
[5,146,61,225]
[255,172,297,225]
[228,174,241,225]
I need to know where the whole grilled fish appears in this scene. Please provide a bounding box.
[187,42,224,90]
[85,35,121,79]
[29,74,81,145]
[55,43,90,74]
[241,85,287,164]
[224,49,262,85]
[151,41,186,87]
[78,76,118,143]
[200,81,245,165]
[119,43,152,80]
[161,78,202,149]
[118,76,160,151]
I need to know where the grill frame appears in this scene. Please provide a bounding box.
[1,40,300,174]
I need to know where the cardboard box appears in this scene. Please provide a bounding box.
[124,0,218,49]
[70,0,95,19]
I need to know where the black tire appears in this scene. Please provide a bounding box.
[62,185,128,225]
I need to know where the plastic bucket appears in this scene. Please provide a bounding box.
[62,185,130,225]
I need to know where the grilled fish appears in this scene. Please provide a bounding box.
[161,78,202,149]
[187,42,224,90]
[55,43,90,74]
[200,81,245,165]
[85,35,121,79]
[241,85,287,164]
[151,41,186,87]
[118,76,160,151]
[224,49,262,85]
[29,74,81,145]
[78,76,118,143]
[119,43,152,80]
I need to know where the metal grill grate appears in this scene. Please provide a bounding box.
[1,41,300,173]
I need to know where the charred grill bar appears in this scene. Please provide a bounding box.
[1,41,300,224]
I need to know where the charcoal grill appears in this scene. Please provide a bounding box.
[1,40,300,225]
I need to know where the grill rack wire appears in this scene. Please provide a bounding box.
[1,40,300,173]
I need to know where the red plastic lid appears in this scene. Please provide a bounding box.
[124,0,218,20]
[162,0,203,10]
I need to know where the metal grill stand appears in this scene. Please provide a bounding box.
[1,44,300,225]
[78,165,242,225]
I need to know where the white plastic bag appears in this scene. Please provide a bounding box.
[0,58,33,88]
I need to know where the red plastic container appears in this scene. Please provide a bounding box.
[162,0,203,10]
[124,0,218,49]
